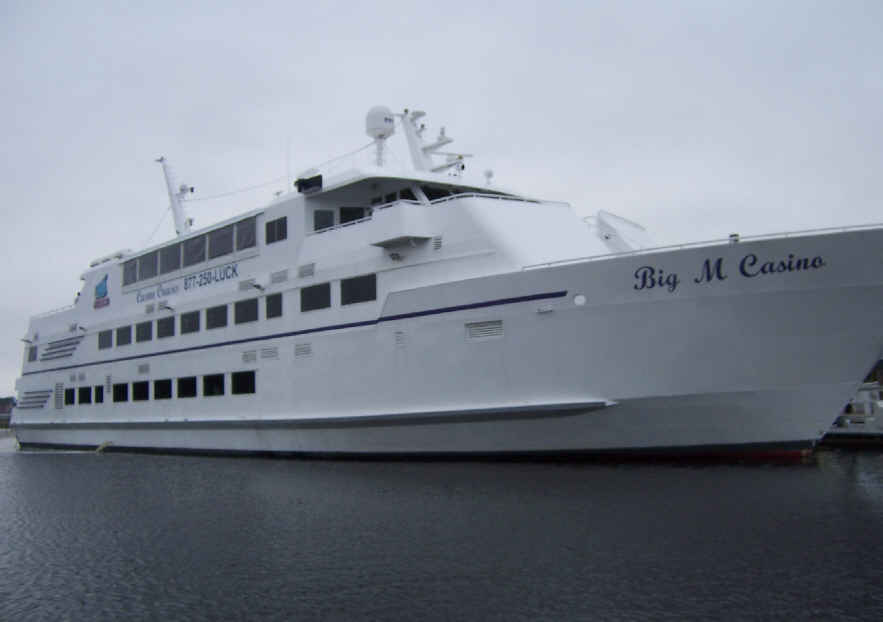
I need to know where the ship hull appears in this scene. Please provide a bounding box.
[13,227,883,458]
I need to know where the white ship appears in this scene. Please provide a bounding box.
[11,107,883,458]
[823,381,883,446]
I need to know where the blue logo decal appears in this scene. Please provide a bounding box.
[94,274,110,309]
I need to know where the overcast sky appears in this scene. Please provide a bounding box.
[2,0,882,395]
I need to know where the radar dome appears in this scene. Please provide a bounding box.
[366,106,395,140]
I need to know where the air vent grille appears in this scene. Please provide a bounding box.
[239,279,256,291]
[298,263,315,278]
[138,363,150,374]
[69,374,76,382]
[394,331,406,347]
[432,236,442,250]
[260,347,279,360]
[145,304,155,314]
[466,320,504,340]
[77,372,85,381]
[17,389,52,410]
[271,269,289,284]
[242,350,257,363]
[54,383,64,409]
[295,343,312,358]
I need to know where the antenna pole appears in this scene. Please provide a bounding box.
[156,157,192,237]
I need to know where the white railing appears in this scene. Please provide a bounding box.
[33,303,76,319]
[522,222,883,270]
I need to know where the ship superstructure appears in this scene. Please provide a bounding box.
[11,107,883,457]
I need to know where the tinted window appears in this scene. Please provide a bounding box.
[203,374,224,397]
[384,192,396,203]
[183,235,206,267]
[132,381,149,401]
[113,383,128,402]
[236,217,256,250]
[232,371,256,394]
[178,377,197,398]
[235,298,258,324]
[78,387,92,404]
[94,386,104,403]
[301,283,331,311]
[209,225,234,259]
[341,274,376,305]
[157,316,175,338]
[160,243,181,274]
[266,216,288,243]
[28,345,38,361]
[313,210,334,231]
[139,251,158,280]
[181,311,200,334]
[399,187,416,201]
[136,321,152,342]
[206,305,228,329]
[98,330,113,350]
[339,207,365,224]
[154,379,172,399]
[116,325,132,346]
[64,388,75,405]
[123,259,138,286]
[266,293,282,319]
[422,185,450,201]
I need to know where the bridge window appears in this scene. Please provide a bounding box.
[266,293,282,318]
[98,330,113,350]
[116,326,132,346]
[183,235,206,267]
[154,379,172,400]
[313,210,334,231]
[301,283,331,311]
[340,207,365,224]
[236,217,257,250]
[157,316,175,338]
[266,216,288,244]
[123,260,138,286]
[203,374,225,397]
[136,321,152,343]
[78,387,92,404]
[399,187,416,201]
[132,381,149,401]
[113,383,128,402]
[160,243,181,274]
[209,225,234,259]
[206,305,228,329]
[341,274,376,305]
[181,311,200,334]
[139,251,158,280]
[235,298,258,324]
[232,371,256,394]
[177,377,197,398]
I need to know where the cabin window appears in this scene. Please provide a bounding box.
[160,243,181,274]
[236,217,257,250]
[64,388,75,406]
[136,321,153,343]
[384,192,396,203]
[116,326,132,346]
[183,235,206,267]
[94,386,104,403]
[399,187,416,201]
[181,311,200,334]
[341,274,376,305]
[301,283,331,311]
[78,387,91,404]
[206,305,228,329]
[266,293,283,319]
[313,210,334,231]
[370,196,383,205]
[27,345,37,361]
[235,298,259,324]
[157,316,175,338]
[421,185,450,201]
[154,379,172,400]
[266,216,288,244]
[203,374,225,397]
[123,259,138,286]
[232,371,256,394]
[177,377,197,398]
[132,381,149,401]
[139,251,158,281]
[98,330,113,350]
[113,383,128,402]
[209,225,234,259]
[340,207,365,224]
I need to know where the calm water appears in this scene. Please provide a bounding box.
[1,439,882,621]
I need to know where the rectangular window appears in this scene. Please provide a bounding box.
[94,385,104,403]
[301,283,331,312]
[154,379,172,400]
[266,216,288,244]
[235,217,257,250]
[123,259,138,286]
[157,316,175,338]
[313,210,334,231]
[206,305,228,329]
[339,207,365,224]
[138,251,158,281]
[341,274,377,305]
[116,325,132,346]
[181,311,200,334]
[136,321,153,343]
[203,373,225,397]
[78,386,92,404]
[132,381,149,401]
[160,243,181,274]
[399,187,416,201]
[98,330,113,350]
[234,298,259,324]
[232,371,256,394]
[27,345,38,361]
[113,383,129,402]
[266,293,282,319]
[384,192,397,203]
[209,225,234,259]
[177,377,197,398]
[183,235,206,267]
[64,388,75,405]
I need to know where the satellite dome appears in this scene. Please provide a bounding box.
[366,106,395,140]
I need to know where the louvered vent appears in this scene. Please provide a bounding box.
[260,346,279,360]
[465,320,504,340]
[394,331,406,347]
[105,375,112,394]
[298,263,315,278]
[271,269,289,284]
[41,335,84,361]
[54,383,64,409]
[432,236,443,250]
[239,279,256,291]
[242,350,257,363]
[145,303,155,314]
[295,343,312,358]
[138,363,150,374]
[17,389,53,410]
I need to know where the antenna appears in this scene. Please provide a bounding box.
[156,157,193,237]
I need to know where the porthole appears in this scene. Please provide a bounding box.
[574,294,586,306]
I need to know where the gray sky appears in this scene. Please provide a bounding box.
[2,0,882,395]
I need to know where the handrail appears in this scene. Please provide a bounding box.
[523,222,883,270]
[33,304,76,319]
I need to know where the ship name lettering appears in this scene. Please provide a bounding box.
[738,253,826,278]
[693,257,727,284]
[633,266,680,293]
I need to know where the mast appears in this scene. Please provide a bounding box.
[155,157,193,237]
